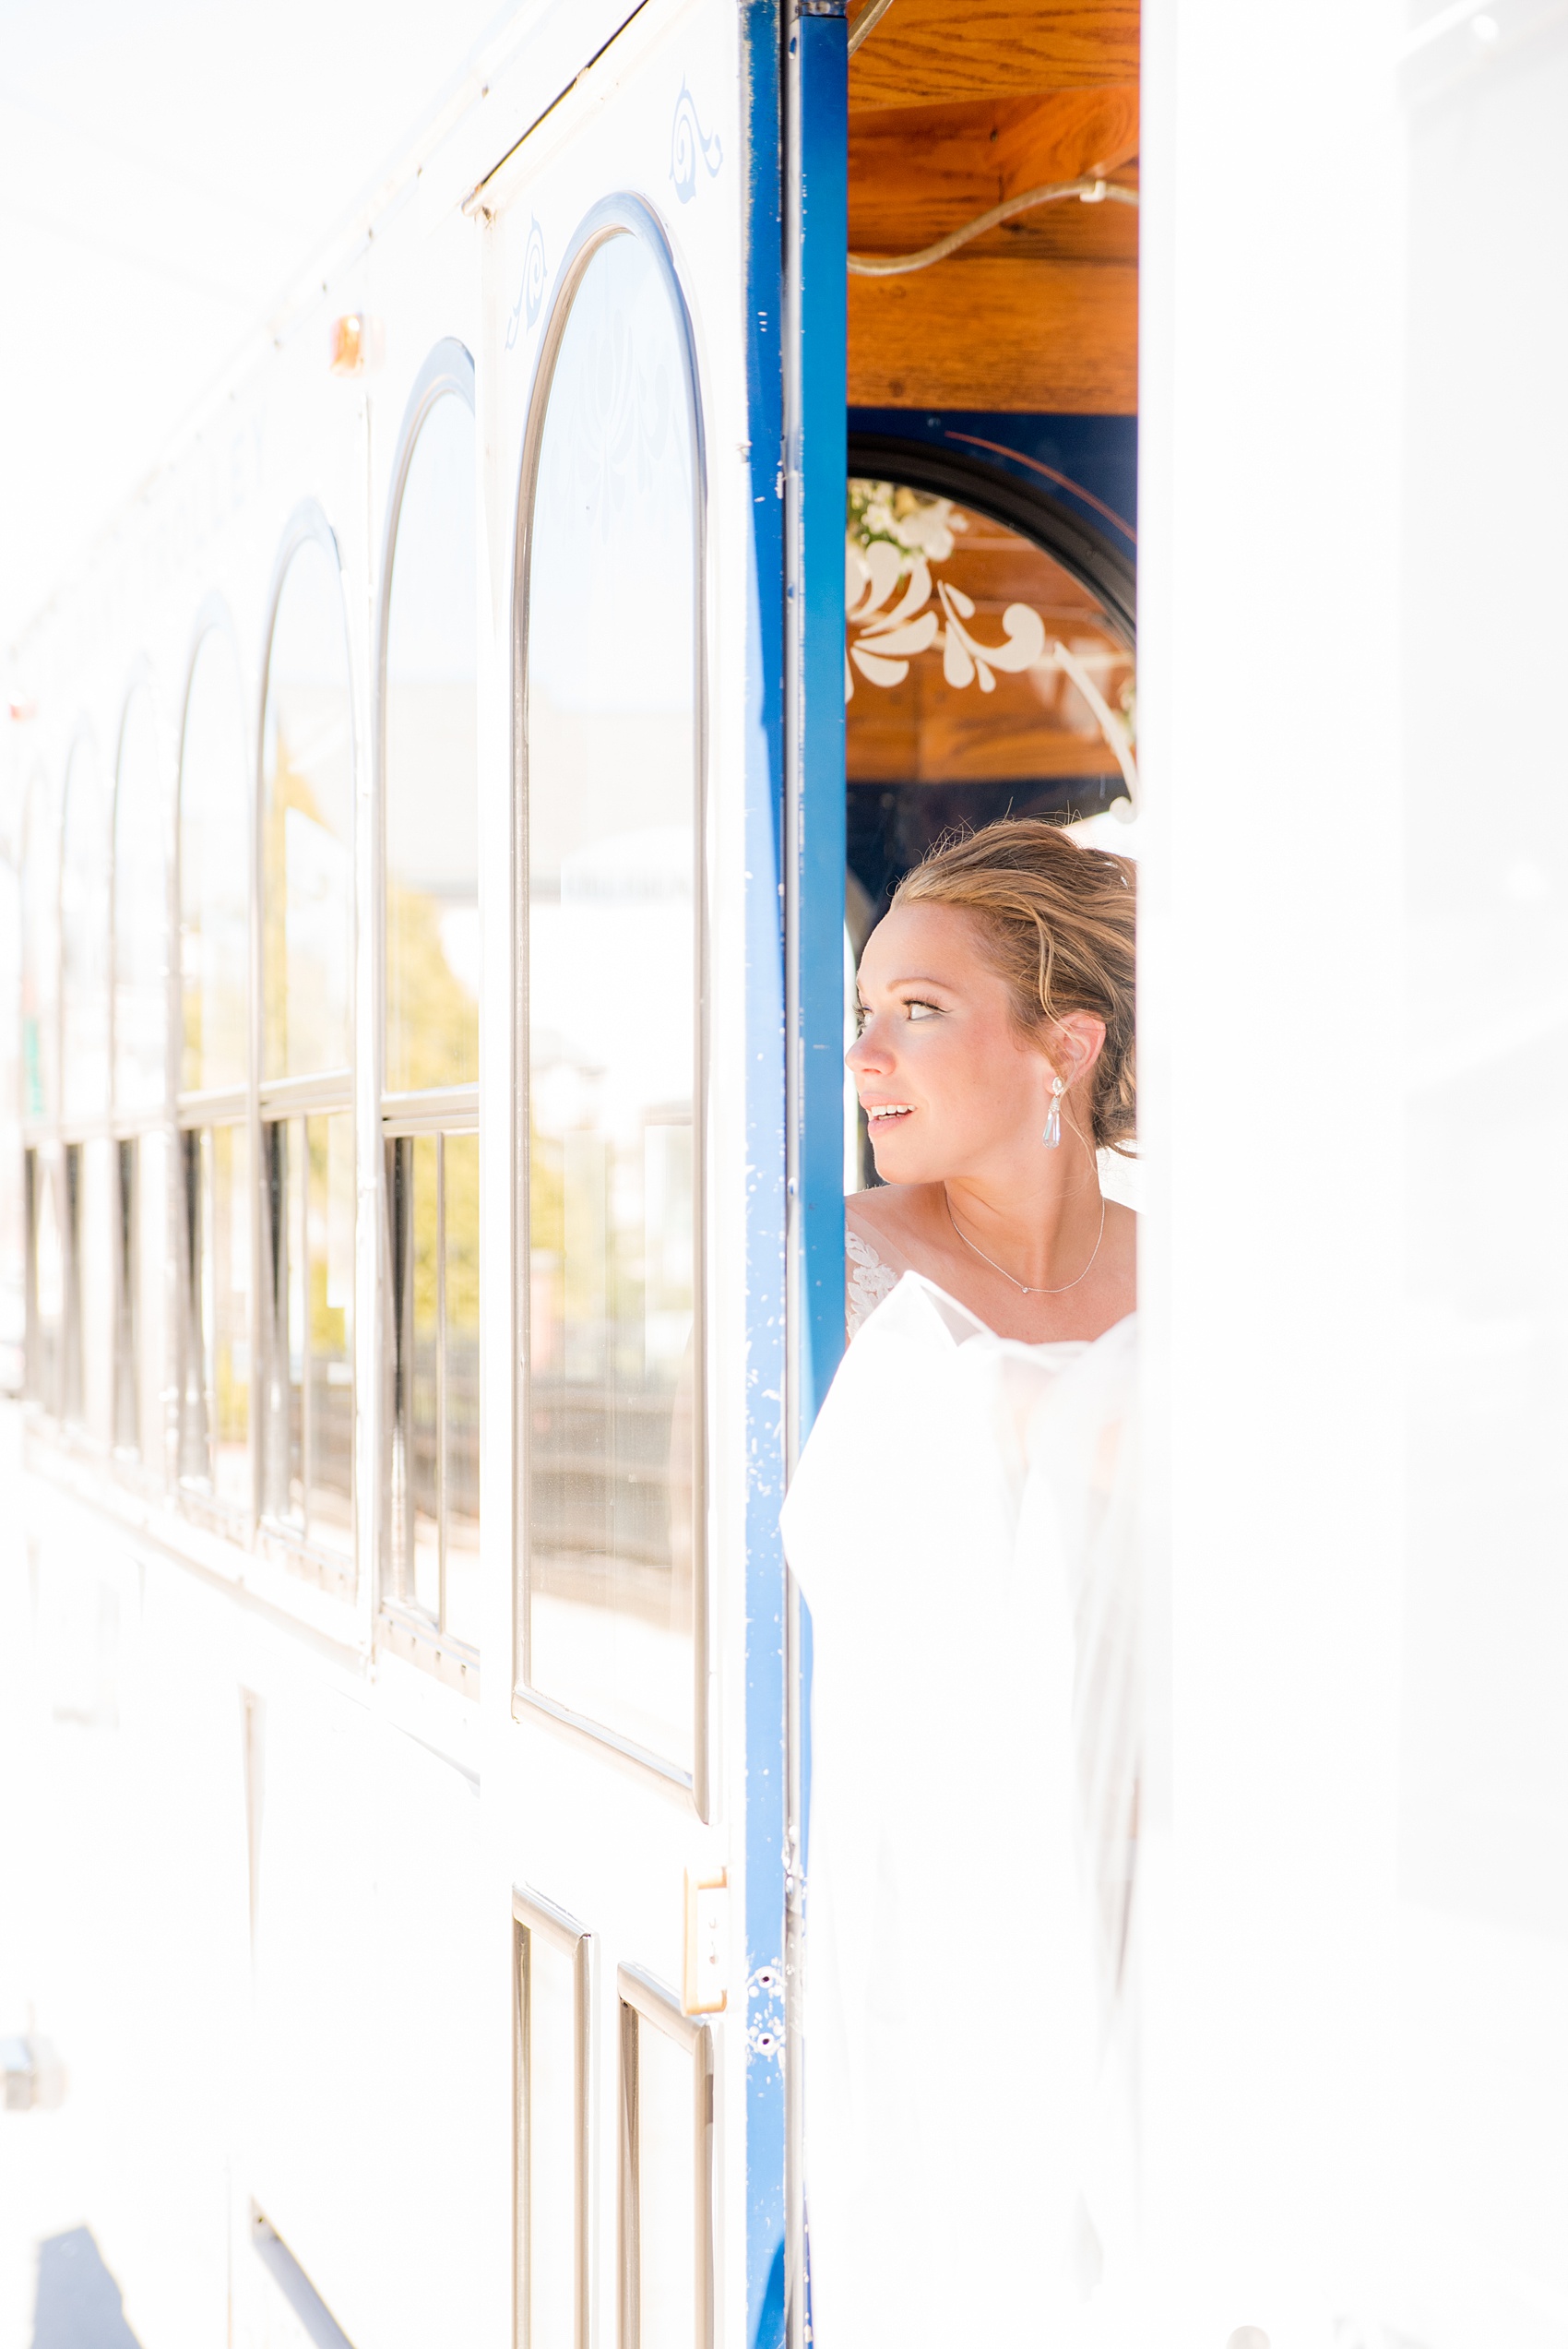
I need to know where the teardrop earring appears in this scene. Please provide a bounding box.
[1042,1075,1065,1149]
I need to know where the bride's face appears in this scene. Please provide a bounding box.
[849,901,1065,1185]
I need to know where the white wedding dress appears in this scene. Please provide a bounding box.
[780,1257,1140,2349]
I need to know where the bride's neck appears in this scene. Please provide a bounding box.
[941,1143,1102,1291]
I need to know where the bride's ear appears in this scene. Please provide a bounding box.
[1046,1010,1107,1092]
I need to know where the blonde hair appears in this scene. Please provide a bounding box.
[891,817,1136,1154]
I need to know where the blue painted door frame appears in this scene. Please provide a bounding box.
[741,5,846,2345]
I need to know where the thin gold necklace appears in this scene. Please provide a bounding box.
[944,1187,1107,1297]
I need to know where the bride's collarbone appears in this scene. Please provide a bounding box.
[848,1184,1134,1342]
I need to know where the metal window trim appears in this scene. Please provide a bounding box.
[257,1068,355,1116]
[374,1599,480,1692]
[513,1886,595,2349]
[616,1961,716,2349]
[379,1085,480,1134]
[372,337,480,1663]
[176,1086,248,1130]
[510,188,711,1822]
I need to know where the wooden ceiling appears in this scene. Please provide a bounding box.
[847,0,1139,412]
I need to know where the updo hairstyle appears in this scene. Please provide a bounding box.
[891,817,1136,1154]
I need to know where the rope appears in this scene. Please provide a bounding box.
[848,177,1138,278]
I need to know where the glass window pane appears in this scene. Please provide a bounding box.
[136,1127,168,1474]
[521,1929,579,2349]
[61,739,110,1123]
[630,2015,700,2349]
[21,773,59,1123]
[262,1114,353,1551]
[410,1130,441,1618]
[77,1135,115,1443]
[193,1121,251,1509]
[179,633,250,1095]
[385,392,479,1093]
[845,478,1136,912]
[28,1146,64,1410]
[114,1138,138,1452]
[443,1128,481,1646]
[262,1118,304,1523]
[525,231,700,1773]
[114,688,168,1116]
[262,539,354,1080]
[306,1111,354,1542]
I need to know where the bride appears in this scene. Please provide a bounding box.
[781,819,1141,2347]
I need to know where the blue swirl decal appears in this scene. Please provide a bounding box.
[670,79,721,205]
[505,216,548,352]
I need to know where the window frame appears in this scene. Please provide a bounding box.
[253,506,360,1593]
[373,338,481,1691]
[510,196,711,1815]
[173,598,258,1531]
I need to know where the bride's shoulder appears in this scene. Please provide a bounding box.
[845,1183,942,1260]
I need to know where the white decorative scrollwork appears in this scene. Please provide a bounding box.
[505,217,548,352]
[844,477,1139,805]
[670,80,722,205]
[844,533,1044,698]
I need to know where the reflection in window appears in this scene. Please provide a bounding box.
[524,230,700,1773]
[387,1127,480,1643]
[180,1122,252,1509]
[262,1114,354,1555]
[61,739,110,1124]
[179,631,250,1096]
[381,376,481,1669]
[20,774,59,1126]
[844,479,1136,913]
[261,539,354,1080]
[385,392,479,1094]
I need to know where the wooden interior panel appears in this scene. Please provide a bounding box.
[849,89,1138,257]
[846,507,1131,781]
[849,257,1136,411]
[849,0,1141,112]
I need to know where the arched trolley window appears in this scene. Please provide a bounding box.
[256,511,357,1585]
[176,617,254,1517]
[377,340,481,1684]
[516,201,707,1807]
[111,682,172,1471]
[841,442,1138,1192]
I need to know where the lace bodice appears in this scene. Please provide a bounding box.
[846,1226,899,1340]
